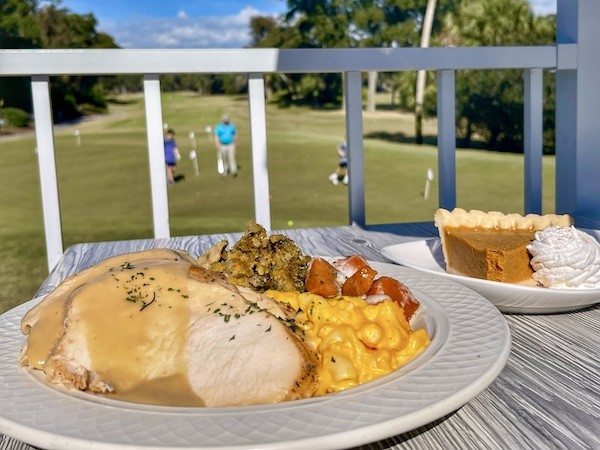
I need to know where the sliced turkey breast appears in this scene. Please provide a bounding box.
[20,249,318,407]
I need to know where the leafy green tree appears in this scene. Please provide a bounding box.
[252,0,455,107]
[0,0,39,44]
[286,0,352,48]
[0,0,39,113]
[250,7,344,106]
[442,0,556,151]
[0,0,119,123]
[250,15,308,101]
[35,3,117,49]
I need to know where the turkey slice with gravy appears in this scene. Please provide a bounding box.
[19,248,318,407]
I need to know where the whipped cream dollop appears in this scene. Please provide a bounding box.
[527,226,600,289]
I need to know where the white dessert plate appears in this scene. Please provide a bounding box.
[381,239,600,314]
[0,262,510,450]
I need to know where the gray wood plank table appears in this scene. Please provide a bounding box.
[1,224,598,450]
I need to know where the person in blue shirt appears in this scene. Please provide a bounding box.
[213,114,239,177]
[164,128,180,185]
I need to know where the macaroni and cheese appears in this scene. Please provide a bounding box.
[266,290,430,395]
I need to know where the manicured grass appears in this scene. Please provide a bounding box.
[0,92,557,313]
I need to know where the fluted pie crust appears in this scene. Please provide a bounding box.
[434,208,573,284]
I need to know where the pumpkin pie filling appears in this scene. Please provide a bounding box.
[434,208,573,284]
[441,227,535,283]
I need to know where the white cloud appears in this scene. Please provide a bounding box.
[529,0,556,16]
[99,2,556,49]
[104,7,273,49]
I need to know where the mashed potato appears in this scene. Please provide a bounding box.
[266,290,430,396]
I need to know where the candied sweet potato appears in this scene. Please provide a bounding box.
[367,276,420,320]
[305,257,339,298]
[333,255,369,277]
[341,265,378,297]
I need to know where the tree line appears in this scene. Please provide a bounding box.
[0,0,556,152]
[0,0,118,123]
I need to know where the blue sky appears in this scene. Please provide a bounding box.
[57,0,287,48]
[55,0,556,49]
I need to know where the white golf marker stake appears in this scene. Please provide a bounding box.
[424,168,434,200]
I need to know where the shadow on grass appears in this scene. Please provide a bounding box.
[365,131,438,146]
[365,131,528,154]
[375,104,405,112]
[107,97,140,105]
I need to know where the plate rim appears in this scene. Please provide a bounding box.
[0,262,511,450]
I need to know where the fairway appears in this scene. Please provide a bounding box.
[0,92,558,312]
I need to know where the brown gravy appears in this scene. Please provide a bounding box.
[22,250,206,406]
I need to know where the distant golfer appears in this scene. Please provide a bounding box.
[329,141,348,185]
[164,128,180,185]
[213,114,239,177]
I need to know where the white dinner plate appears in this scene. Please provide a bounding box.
[0,262,510,450]
[381,239,600,314]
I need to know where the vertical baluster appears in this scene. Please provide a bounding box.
[556,0,600,225]
[437,69,456,210]
[31,75,64,271]
[524,68,543,214]
[143,74,170,239]
[248,73,271,231]
[344,71,366,227]
[555,0,578,217]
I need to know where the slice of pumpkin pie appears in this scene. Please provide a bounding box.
[433,208,573,284]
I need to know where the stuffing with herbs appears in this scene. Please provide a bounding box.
[201,221,310,293]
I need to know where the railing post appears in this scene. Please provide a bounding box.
[523,68,543,214]
[344,71,366,227]
[143,74,170,239]
[31,75,64,271]
[248,73,271,231]
[556,0,600,224]
[437,69,456,210]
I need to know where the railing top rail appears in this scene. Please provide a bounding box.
[0,45,572,76]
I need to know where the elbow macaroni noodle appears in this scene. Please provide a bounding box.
[266,291,430,396]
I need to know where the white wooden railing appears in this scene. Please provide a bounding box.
[1,0,599,272]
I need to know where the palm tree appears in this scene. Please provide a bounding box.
[441,0,554,150]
